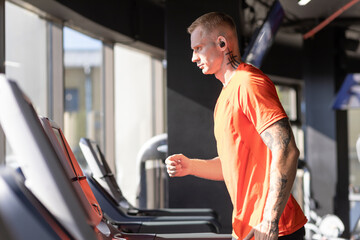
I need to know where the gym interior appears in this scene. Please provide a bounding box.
[0,0,360,239]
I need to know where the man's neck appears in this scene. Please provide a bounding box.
[223,68,238,87]
[216,51,241,86]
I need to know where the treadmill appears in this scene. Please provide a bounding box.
[0,166,160,240]
[40,116,219,234]
[79,137,216,218]
[0,76,102,239]
[0,167,231,240]
[0,75,231,239]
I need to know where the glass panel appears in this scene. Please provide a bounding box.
[275,85,297,121]
[5,2,48,166]
[114,44,153,206]
[5,2,48,115]
[291,125,304,160]
[63,27,103,162]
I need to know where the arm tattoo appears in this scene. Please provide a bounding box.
[267,220,280,235]
[269,172,288,212]
[261,118,293,229]
[260,118,292,155]
[263,172,288,230]
[225,50,240,69]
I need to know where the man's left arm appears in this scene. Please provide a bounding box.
[244,118,300,240]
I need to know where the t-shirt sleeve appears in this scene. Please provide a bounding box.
[238,72,288,134]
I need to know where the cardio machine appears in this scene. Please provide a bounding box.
[40,116,220,234]
[79,137,217,218]
[0,76,232,240]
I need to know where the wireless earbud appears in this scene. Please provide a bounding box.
[219,41,225,48]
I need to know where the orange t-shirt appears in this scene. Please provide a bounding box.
[214,63,307,239]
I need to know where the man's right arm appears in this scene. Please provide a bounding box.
[165,154,224,181]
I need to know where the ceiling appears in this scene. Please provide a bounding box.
[281,0,360,19]
[151,0,360,54]
[241,0,360,32]
[239,0,360,55]
[282,0,360,35]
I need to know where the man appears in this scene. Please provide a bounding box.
[165,12,307,240]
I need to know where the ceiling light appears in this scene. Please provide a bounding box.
[298,0,311,6]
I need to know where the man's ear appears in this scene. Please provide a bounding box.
[217,36,227,49]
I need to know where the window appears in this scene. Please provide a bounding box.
[5,2,48,166]
[5,2,48,116]
[276,85,298,122]
[114,44,165,206]
[63,27,104,163]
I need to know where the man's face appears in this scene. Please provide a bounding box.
[190,27,222,75]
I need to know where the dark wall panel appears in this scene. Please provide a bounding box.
[346,55,360,73]
[55,0,164,49]
[262,43,303,80]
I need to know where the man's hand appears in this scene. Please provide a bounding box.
[165,154,192,177]
[243,221,279,240]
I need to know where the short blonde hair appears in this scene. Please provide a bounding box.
[187,12,237,36]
